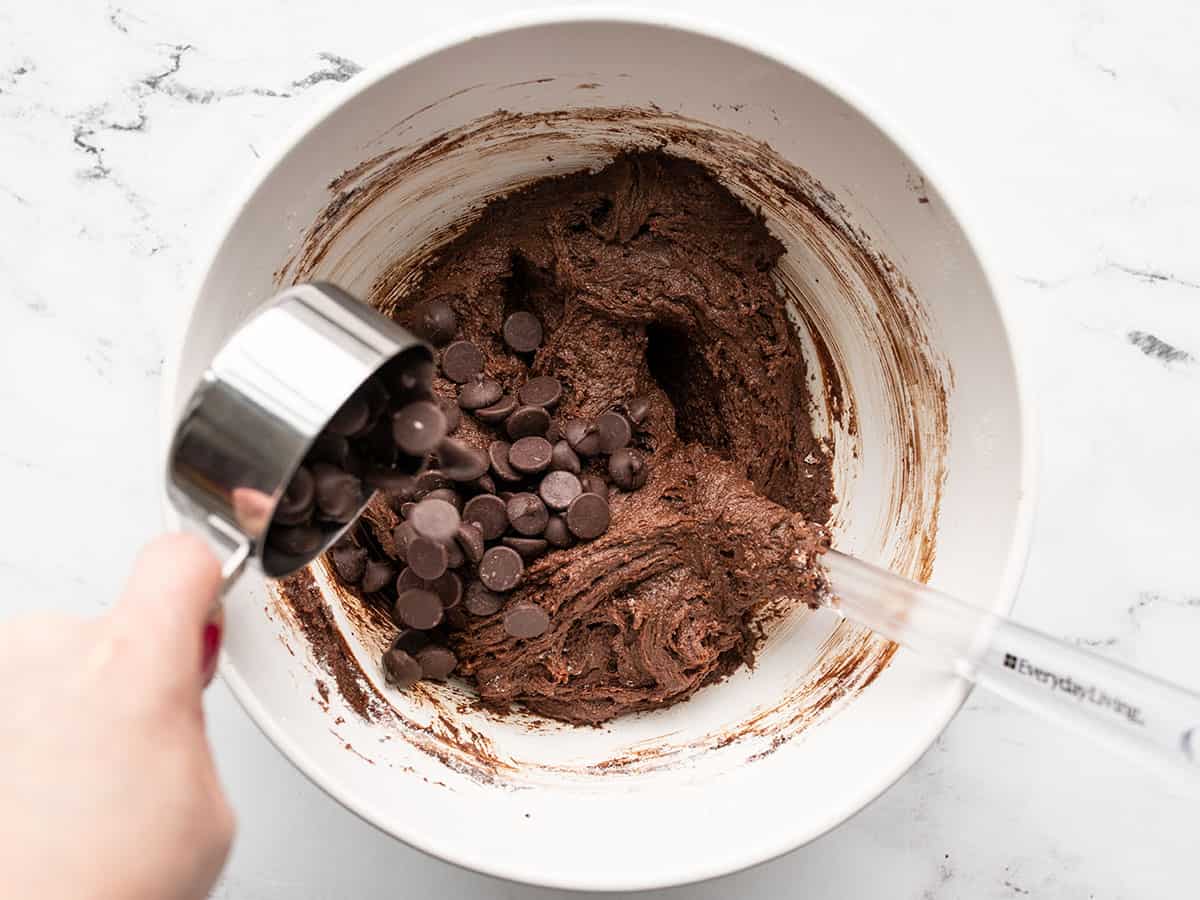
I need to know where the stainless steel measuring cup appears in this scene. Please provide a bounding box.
[167,282,431,589]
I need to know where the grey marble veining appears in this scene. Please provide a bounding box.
[1,0,1196,897]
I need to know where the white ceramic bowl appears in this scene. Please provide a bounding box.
[163,11,1035,891]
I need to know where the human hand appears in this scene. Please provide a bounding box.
[0,533,235,900]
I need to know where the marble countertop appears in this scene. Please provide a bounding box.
[2,0,1197,896]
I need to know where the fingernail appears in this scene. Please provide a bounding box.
[201,621,222,685]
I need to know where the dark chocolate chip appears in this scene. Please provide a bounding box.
[359,377,390,423]
[473,474,496,494]
[361,559,396,593]
[382,647,422,688]
[380,353,434,401]
[444,538,464,569]
[393,588,443,630]
[458,376,503,410]
[267,524,322,556]
[503,602,550,639]
[392,521,417,560]
[517,376,563,409]
[364,466,414,497]
[408,497,460,542]
[549,440,581,475]
[539,470,582,511]
[329,544,367,584]
[502,311,543,353]
[474,393,517,425]
[544,515,574,548]
[393,628,429,655]
[274,466,315,525]
[311,463,363,522]
[413,469,453,496]
[399,502,417,520]
[509,436,553,474]
[416,300,458,345]
[441,340,484,383]
[566,492,610,540]
[595,410,633,452]
[580,473,609,497]
[359,420,399,468]
[506,492,549,536]
[626,395,651,426]
[443,606,470,631]
[609,447,649,490]
[306,432,350,467]
[406,536,448,580]
[479,545,524,591]
[392,400,448,456]
[437,438,489,481]
[545,419,561,443]
[464,581,503,616]
[462,493,508,540]
[427,571,463,609]
[396,566,426,592]
[423,487,462,510]
[502,536,548,560]
[437,396,462,433]
[416,645,458,680]
[488,440,521,482]
[564,418,602,456]
[455,523,485,563]
[326,393,371,437]
[506,405,552,440]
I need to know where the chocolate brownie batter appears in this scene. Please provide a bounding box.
[390,152,833,725]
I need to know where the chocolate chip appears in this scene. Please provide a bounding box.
[444,538,464,569]
[509,436,553,474]
[609,447,649,490]
[479,545,524,591]
[549,440,581,474]
[392,521,417,560]
[474,393,517,425]
[517,376,563,409]
[444,606,470,631]
[441,340,484,383]
[462,493,508,540]
[274,466,315,525]
[503,602,549,639]
[393,628,429,655]
[393,588,443,630]
[364,466,414,497]
[361,559,396,593]
[506,492,549,536]
[502,311,543,353]
[416,645,458,680]
[381,354,435,402]
[488,440,521,481]
[580,473,608,497]
[406,535,448,580]
[473,474,496,494]
[268,524,322,556]
[383,647,422,688]
[564,418,602,456]
[544,515,574,548]
[408,497,460,542]
[392,400,448,455]
[306,432,350,467]
[359,377,390,422]
[437,396,462,433]
[359,420,398,468]
[506,405,551,440]
[326,393,371,437]
[416,300,457,345]
[399,502,417,520]
[545,419,561,443]
[566,492,610,540]
[329,544,367,584]
[423,487,462,510]
[458,376,503,410]
[626,395,651,426]
[311,464,363,522]
[503,536,548,560]
[413,469,453,496]
[455,523,485,563]
[464,581,503,616]
[437,438,489,481]
[396,566,426,592]
[427,571,463,609]
[595,410,632,452]
[539,470,582,510]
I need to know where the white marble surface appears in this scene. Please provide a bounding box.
[1,0,1197,896]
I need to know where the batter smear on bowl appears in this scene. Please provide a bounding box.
[333,151,836,725]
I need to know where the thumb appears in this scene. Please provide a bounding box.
[112,533,223,679]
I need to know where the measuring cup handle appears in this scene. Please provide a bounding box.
[204,515,251,594]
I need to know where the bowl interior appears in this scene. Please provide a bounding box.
[168,19,1029,891]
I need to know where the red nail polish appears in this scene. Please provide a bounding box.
[201,622,222,679]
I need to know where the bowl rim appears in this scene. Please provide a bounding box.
[159,6,1039,891]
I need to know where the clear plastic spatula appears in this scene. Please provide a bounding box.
[822,549,1200,778]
